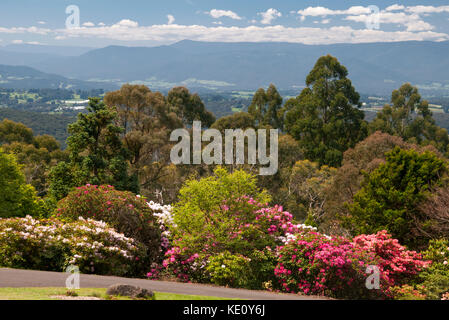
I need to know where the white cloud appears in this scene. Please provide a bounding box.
[54,21,449,45]
[208,9,242,20]
[98,22,106,26]
[259,8,282,25]
[297,6,371,17]
[321,19,330,24]
[385,4,405,12]
[345,11,435,32]
[12,39,23,44]
[406,5,449,14]
[37,21,46,25]
[167,15,175,25]
[82,22,95,27]
[0,26,50,35]
[113,19,139,28]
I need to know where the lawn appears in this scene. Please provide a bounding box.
[0,288,237,300]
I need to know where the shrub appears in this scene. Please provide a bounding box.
[352,231,429,289]
[0,216,147,276]
[344,147,447,248]
[389,285,427,300]
[419,239,449,300]
[0,148,43,218]
[206,252,251,288]
[56,184,161,264]
[274,230,429,299]
[274,230,378,299]
[164,191,309,288]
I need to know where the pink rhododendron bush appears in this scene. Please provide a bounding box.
[160,197,300,288]
[0,215,147,276]
[275,230,429,299]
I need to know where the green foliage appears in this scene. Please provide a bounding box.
[345,147,447,247]
[248,84,283,129]
[370,83,449,154]
[0,118,34,145]
[285,55,368,167]
[56,184,161,267]
[211,112,255,132]
[104,84,184,203]
[206,252,251,288]
[49,98,138,199]
[419,239,449,300]
[167,86,215,127]
[0,148,43,218]
[172,167,270,247]
[0,109,76,147]
[285,160,336,221]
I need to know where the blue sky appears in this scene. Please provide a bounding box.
[0,0,449,47]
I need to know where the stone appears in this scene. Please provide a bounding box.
[106,284,154,299]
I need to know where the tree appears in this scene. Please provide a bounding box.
[211,112,255,132]
[49,97,137,199]
[248,84,283,129]
[344,147,447,248]
[285,55,368,167]
[370,83,449,153]
[0,120,68,197]
[0,148,42,218]
[104,84,184,203]
[0,119,34,145]
[167,86,215,127]
[284,160,336,223]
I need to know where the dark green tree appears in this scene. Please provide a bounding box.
[344,147,447,248]
[49,98,138,199]
[370,83,449,154]
[248,84,283,129]
[285,55,368,167]
[167,86,215,127]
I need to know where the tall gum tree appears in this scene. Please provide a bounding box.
[285,55,368,167]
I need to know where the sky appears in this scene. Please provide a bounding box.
[0,0,449,47]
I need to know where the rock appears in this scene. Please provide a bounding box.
[106,284,154,299]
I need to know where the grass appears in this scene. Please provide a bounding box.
[0,287,237,300]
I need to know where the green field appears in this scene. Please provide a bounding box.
[0,287,237,300]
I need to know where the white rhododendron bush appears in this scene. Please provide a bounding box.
[0,215,147,276]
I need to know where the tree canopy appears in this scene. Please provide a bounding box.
[284,55,367,167]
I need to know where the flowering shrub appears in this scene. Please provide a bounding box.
[389,284,427,300]
[147,201,174,251]
[0,216,147,276]
[56,184,161,264]
[162,195,316,288]
[352,231,429,289]
[274,230,429,299]
[274,230,377,298]
[419,239,449,300]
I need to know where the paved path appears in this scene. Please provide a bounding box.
[0,268,326,300]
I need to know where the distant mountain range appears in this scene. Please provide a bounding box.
[1,40,449,95]
[0,64,113,90]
